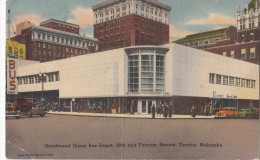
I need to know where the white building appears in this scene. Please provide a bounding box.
[16,44,259,114]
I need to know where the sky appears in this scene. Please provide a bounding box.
[6,0,253,41]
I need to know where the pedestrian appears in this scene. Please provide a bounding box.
[152,104,156,119]
[77,101,81,113]
[130,102,134,115]
[191,105,197,118]
[169,102,173,118]
[163,103,168,118]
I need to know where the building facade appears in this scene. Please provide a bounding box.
[6,40,26,59]
[92,0,171,51]
[174,0,260,65]
[11,19,98,62]
[174,26,237,50]
[16,44,259,114]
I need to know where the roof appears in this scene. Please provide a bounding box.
[174,28,228,43]
[40,19,80,28]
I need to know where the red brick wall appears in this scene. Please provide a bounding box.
[206,41,260,64]
[40,21,80,34]
[94,14,169,51]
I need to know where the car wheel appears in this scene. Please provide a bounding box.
[27,112,32,118]
[40,114,45,117]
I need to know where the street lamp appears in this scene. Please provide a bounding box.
[39,72,46,105]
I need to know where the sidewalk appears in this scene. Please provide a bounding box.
[47,111,215,119]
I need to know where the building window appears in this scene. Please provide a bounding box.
[29,76,34,84]
[54,72,59,81]
[43,43,46,48]
[235,78,240,87]
[57,37,60,42]
[251,80,255,88]
[223,51,226,56]
[18,78,22,85]
[128,55,139,92]
[250,48,255,58]
[204,40,209,45]
[42,34,46,40]
[246,79,251,88]
[229,77,234,86]
[141,55,154,91]
[241,48,246,59]
[223,76,228,85]
[14,48,18,58]
[249,17,254,29]
[194,41,199,46]
[37,34,41,39]
[48,73,53,82]
[156,55,164,91]
[241,79,246,87]
[209,73,215,84]
[47,35,50,40]
[216,74,222,84]
[230,50,235,58]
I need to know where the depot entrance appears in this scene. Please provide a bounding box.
[137,100,156,114]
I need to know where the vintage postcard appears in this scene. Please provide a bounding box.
[5,0,260,159]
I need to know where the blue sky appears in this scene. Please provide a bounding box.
[6,0,252,40]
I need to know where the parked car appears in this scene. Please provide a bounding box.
[253,108,259,119]
[27,104,46,118]
[215,107,238,118]
[238,108,258,118]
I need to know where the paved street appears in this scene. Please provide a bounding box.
[6,114,259,159]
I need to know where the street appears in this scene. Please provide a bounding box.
[6,114,259,159]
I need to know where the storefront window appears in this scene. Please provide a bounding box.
[156,55,164,91]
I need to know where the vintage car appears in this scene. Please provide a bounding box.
[27,103,46,118]
[238,108,259,119]
[215,107,238,118]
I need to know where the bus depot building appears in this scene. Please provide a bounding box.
[16,44,259,115]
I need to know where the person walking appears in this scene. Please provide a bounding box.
[130,102,134,115]
[152,104,156,119]
[169,102,173,118]
[191,105,197,118]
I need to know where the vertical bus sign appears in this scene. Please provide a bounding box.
[7,58,18,94]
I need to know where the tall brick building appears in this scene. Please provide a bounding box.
[175,0,260,65]
[11,19,98,62]
[92,0,171,51]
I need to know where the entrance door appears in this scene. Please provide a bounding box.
[140,100,155,114]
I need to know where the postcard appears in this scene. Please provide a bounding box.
[5,0,260,159]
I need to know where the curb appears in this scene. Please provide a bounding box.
[46,111,215,119]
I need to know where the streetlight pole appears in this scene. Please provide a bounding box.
[39,72,46,105]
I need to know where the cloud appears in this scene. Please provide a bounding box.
[14,14,46,26]
[169,24,195,40]
[184,13,236,25]
[68,7,93,28]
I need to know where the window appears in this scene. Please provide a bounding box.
[229,77,234,86]
[48,73,53,82]
[128,55,139,92]
[241,79,246,87]
[57,37,60,42]
[14,48,18,58]
[209,73,215,84]
[223,76,228,85]
[249,17,254,29]
[43,43,46,48]
[141,55,153,91]
[42,34,46,40]
[156,55,164,91]
[29,76,34,84]
[38,34,41,39]
[194,41,199,46]
[18,78,22,85]
[230,50,235,58]
[216,74,221,84]
[223,51,226,56]
[251,80,255,88]
[47,35,50,40]
[246,79,251,88]
[235,78,240,87]
[204,40,209,45]
[54,72,59,81]
[241,48,246,59]
[250,48,255,58]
